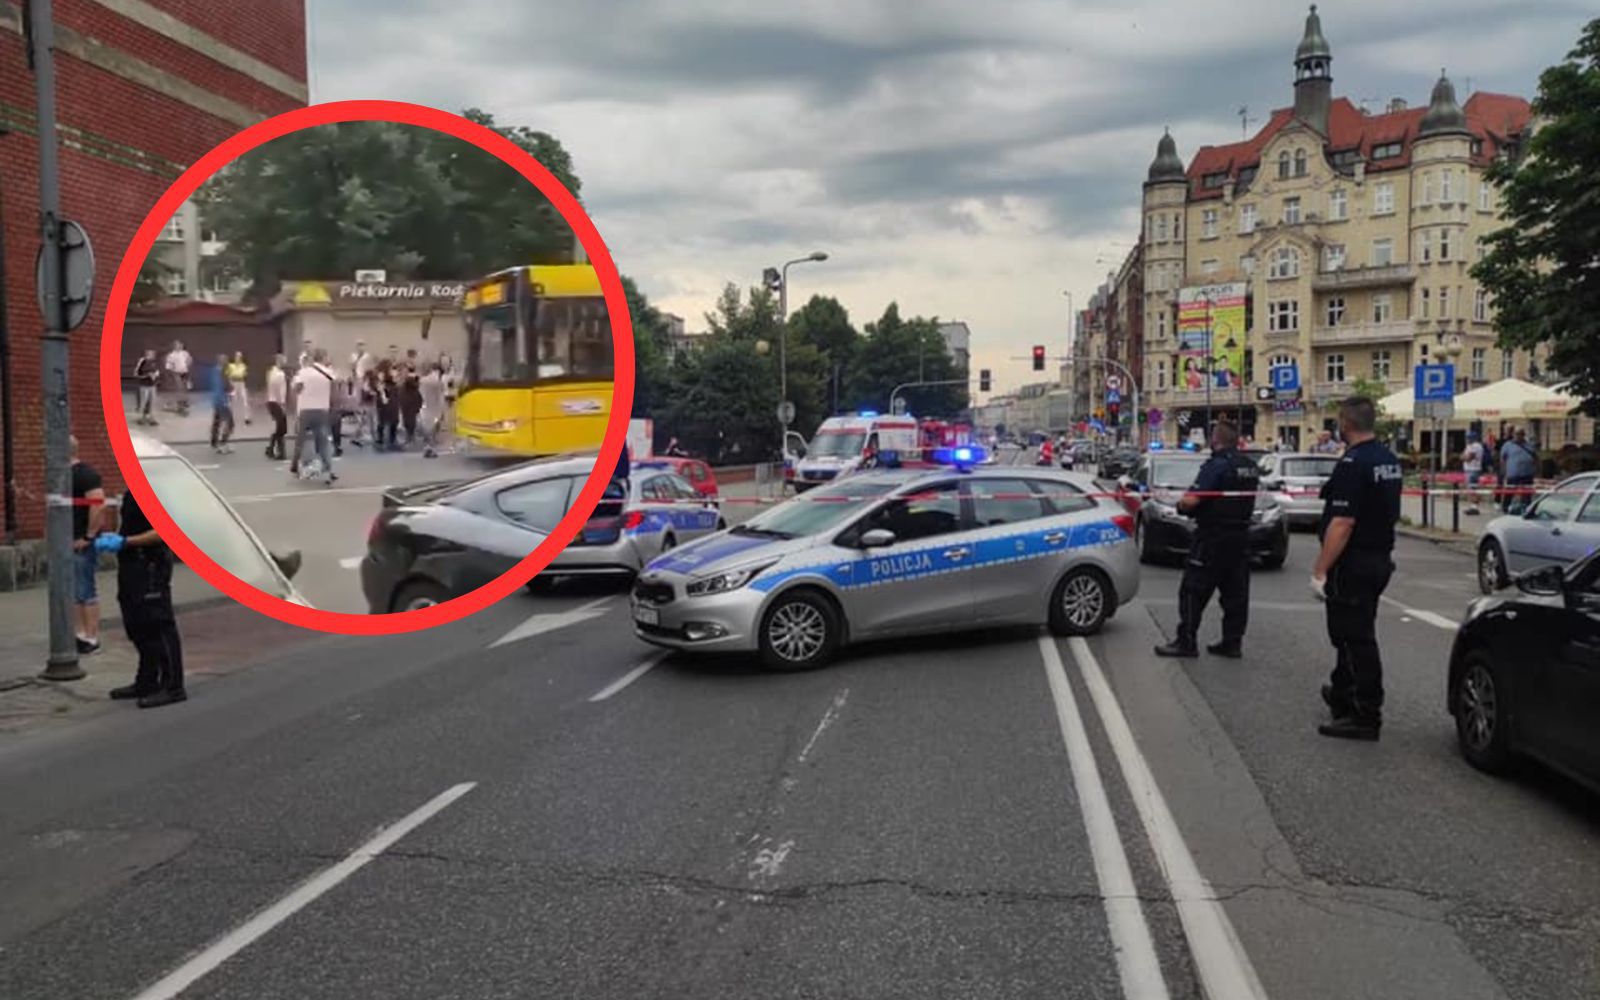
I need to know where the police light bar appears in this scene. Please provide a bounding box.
[858,410,878,417]
[932,445,987,467]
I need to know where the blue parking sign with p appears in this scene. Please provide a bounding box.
[1270,364,1299,392]
[1416,363,1455,401]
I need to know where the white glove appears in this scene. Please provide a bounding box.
[1310,575,1327,602]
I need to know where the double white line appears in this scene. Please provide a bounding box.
[1040,635,1269,1000]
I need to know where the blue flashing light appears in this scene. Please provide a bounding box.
[1148,441,1164,451]
[858,410,878,417]
[933,445,987,468]
[1181,441,1199,451]
[954,447,974,463]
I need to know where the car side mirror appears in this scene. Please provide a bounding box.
[273,549,303,580]
[859,528,897,549]
[1514,564,1563,596]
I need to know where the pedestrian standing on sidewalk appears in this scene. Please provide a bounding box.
[1154,420,1260,660]
[400,349,423,446]
[1499,429,1538,514]
[226,351,251,425]
[351,340,377,446]
[440,353,458,436]
[164,340,191,415]
[70,435,106,655]
[1461,433,1485,515]
[289,348,338,484]
[264,354,288,461]
[94,486,185,709]
[418,363,445,458]
[133,349,160,426]
[208,354,235,454]
[374,361,400,452]
[1311,396,1403,741]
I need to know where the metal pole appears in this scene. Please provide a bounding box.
[30,0,82,681]
[778,261,789,441]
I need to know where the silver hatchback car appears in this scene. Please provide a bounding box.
[1477,472,1600,594]
[1257,452,1341,528]
[631,466,1140,670]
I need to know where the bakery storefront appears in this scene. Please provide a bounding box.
[273,280,469,370]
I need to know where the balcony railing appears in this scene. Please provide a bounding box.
[1311,263,1417,291]
[1310,378,1408,401]
[1310,321,1415,346]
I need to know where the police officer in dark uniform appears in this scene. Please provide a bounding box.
[1155,420,1260,658]
[94,487,186,709]
[1311,396,1402,741]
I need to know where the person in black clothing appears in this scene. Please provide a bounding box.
[400,350,423,445]
[1312,396,1403,741]
[133,349,161,425]
[94,486,185,709]
[374,362,400,452]
[1155,420,1261,658]
[70,436,107,654]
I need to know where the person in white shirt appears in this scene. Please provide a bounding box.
[264,355,289,460]
[418,363,446,458]
[164,340,192,413]
[1461,433,1485,515]
[351,340,377,446]
[289,348,338,483]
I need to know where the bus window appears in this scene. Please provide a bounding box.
[469,304,530,384]
[531,298,612,381]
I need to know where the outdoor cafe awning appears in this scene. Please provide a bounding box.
[1451,378,1566,421]
[1377,386,1413,420]
[1520,381,1582,418]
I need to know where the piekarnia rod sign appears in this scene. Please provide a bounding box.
[334,282,467,302]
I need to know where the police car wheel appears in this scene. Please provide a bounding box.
[392,579,449,613]
[1134,517,1156,564]
[1477,539,1508,595]
[1049,568,1111,636]
[759,590,840,671]
[1454,651,1513,774]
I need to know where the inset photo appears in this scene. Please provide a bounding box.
[118,116,624,614]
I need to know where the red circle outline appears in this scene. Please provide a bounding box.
[100,100,635,635]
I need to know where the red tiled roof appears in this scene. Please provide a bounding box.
[1183,92,1531,200]
[128,300,266,325]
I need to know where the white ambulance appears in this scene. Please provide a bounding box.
[793,412,920,491]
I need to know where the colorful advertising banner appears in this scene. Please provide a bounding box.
[1177,283,1247,394]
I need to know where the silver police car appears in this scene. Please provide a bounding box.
[550,462,726,580]
[631,465,1140,670]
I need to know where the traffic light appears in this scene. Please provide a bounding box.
[1108,401,1121,424]
[979,369,992,392]
[1032,345,1045,371]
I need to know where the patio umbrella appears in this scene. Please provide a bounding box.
[1451,378,1564,421]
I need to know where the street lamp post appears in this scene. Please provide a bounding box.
[773,250,828,450]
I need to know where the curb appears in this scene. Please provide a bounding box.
[1396,526,1478,556]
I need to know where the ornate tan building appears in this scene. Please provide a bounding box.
[1137,5,1533,449]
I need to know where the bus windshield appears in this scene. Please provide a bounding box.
[465,294,612,386]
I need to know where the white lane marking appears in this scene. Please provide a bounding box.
[338,556,363,570]
[1066,637,1270,1000]
[1380,597,1458,631]
[232,487,387,504]
[130,782,476,1000]
[590,652,667,702]
[192,464,221,471]
[1037,637,1171,1000]
[797,688,850,764]
[489,595,614,648]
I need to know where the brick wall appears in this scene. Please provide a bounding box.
[0,0,306,539]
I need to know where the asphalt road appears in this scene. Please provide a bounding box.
[1,446,1595,999]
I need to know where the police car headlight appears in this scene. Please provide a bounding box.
[686,562,775,597]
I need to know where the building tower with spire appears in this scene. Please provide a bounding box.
[1139,128,1188,413]
[1412,71,1475,346]
[1293,4,1333,135]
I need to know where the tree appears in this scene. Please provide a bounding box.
[622,275,675,423]
[1473,18,1600,414]
[842,304,967,417]
[132,258,174,307]
[786,295,858,416]
[195,114,583,301]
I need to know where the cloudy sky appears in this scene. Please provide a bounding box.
[309,0,1591,395]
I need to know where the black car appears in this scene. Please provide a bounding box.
[1097,447,1141,479]
[1446,551,1600,794]
[360,456,599,613]
[1121,452,1289,569]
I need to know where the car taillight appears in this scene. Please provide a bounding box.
[1112,513,1135,537]
[367,514,384,545]
[622,510,646,530]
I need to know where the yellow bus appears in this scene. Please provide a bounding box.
[454,264,614,456]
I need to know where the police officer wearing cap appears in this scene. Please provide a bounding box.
[1311,396,1402,741]
[1155,420,1260,658]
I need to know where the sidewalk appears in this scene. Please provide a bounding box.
[0,566,311,736]
[123,389,278,446]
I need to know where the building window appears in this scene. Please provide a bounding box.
[1326,296,1346,326]
[1328,188,1347,221]
[1418,231,1432,262]
[1422,172,1436,204]
[1373,293,1393,323]
[1173,214,1181,240]
[159,217,185,241]
[1278,151,1292,179]
[1373,182,1395,216]
[1420,287,1431,318]
[1474,288,1489,322]
[1283,197,1301,225]
[1295,149,1308,177]
[207,270,231,293]
[1239,203,1258,233]
[1240,254,1256,277]
[1202,208,1218,238]
[1371,237,1394,266]
[1478,182,1493,212]
[1566,417,1580,440]
[1325,353,1346,382]
[1270,246,1300,279]
[161,270,188,295]
[1440,286,1451,317]
[1438,229,1453,261]
[1155,215,1169,242]
[1471,347,1486,380]
[1156,359,1169,390]
[1323,243,1346,271]
[1203,171,1228,188]
[1440,169,1454,203]
[1501,350,1514,379]
[1373,142,1402,159]
[1372,350,1393,380]
[1201,258,1220,275]
[1268,299,1299,332]
[1477,239,1488,262]
[1157,310,1168,338]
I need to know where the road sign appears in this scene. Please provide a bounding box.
[1416,363,1456,402]
[35,219,95,332]
[777,400,796,425]
[1105,389,1121,405]
[1106,374,1122,392]
[1270,364,1300,393]
[1255,386,1276,402]
[1148,408,1163,428]
[1415,399,1456,420]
